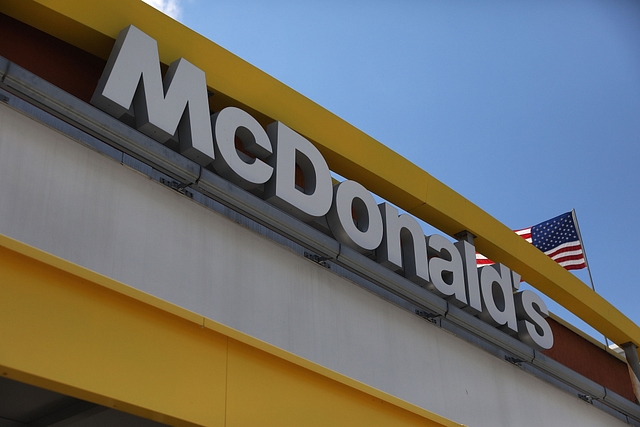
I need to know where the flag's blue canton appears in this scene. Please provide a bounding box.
[531,212,579,252]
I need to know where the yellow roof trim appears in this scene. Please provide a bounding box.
[1,0,639,356]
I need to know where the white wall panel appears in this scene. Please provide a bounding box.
[0,103,627,427]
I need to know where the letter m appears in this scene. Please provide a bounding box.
[91,25,214,166]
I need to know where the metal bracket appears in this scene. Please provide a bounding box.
[454,230,476,245]
[578,394,594,404]
[505,356,524,367]
[304,252,331,268]
[415,309,440,324]
[159,177,194,198]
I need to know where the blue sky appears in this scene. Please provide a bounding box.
[144,0,640,341]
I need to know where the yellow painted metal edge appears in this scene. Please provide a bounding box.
[1,0,638,356]
[0,233,463,427]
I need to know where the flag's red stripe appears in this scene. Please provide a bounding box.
[475,253,494,266]
[515,228,532,240]
[548,249,583,259]
[546,243,582,259]
[558,259,587,268]
[564,262,587,271]
[553,253,586,264]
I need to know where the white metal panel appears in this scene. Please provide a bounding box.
[0,102,627,427]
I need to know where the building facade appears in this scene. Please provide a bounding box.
[0,1,639,426]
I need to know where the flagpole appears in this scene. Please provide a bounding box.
[571,209,610,348]
[571,209,596,291]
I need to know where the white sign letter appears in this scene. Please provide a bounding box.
[479,264,518,335]
[454,240,482,315]
[376,203,429,286]
[264,122,332,221]
[326,180,383,253]
[211,107,273,190]
[427,235,467,306]
[92,25,214,166]
[514,290,554,350]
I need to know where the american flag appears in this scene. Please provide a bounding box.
[476,211,587,271]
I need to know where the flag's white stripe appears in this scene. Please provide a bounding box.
[543,240,582,256]
[557,258,587,267]
[549,248,584,260]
